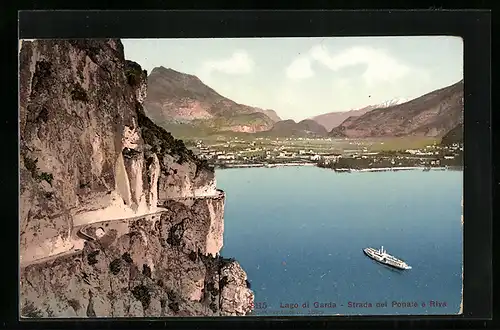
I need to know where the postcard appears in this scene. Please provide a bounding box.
[19,36,463,317]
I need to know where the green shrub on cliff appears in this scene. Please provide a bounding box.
[22,154,54,185]
[135,101,211,173]
[121,252,133,263]
[71,83,89,102]
[38,172,53,185]
[67,299,81,312]
[87,250,100,265]
[131,285,151,309]
[142,264,152,278]
[21,301,44,318]
[23,155,38,177]
[121,60,212,175]
[125,60,146,87]
[109,258,122,275]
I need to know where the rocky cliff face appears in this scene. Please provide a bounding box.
[21,210,252,317]
[19,39,253,317]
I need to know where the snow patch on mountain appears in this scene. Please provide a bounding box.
[374,97,410,108]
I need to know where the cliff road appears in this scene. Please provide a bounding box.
[19,39,253,317]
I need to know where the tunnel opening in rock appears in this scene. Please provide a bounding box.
[95,227,105,238]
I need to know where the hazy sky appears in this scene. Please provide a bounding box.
[123,37,463,121]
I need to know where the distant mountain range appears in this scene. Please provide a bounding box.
[328,80,463,138]
[311,98,409,131]
[144,66,463,140]
[144,67,280,134]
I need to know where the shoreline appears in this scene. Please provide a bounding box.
[215,163,463,172]
[215,162,317,169]
[327,166,459,173]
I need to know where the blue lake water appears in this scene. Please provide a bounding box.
[217,167,463,316]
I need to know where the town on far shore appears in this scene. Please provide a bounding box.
[184,136,463,172]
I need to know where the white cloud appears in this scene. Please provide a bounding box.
[286,45,427,86]
[285,57,314,81]
[201,50,254,77]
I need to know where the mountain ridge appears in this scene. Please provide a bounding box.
[311,98,409,131]
[258,119,328,137]
[328,80,464,138]
[144,66,279,133]
[145,65,463,140]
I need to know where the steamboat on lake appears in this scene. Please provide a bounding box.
[363,246,412,270]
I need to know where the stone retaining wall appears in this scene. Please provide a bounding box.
[77,190,226,255]
[158,189,225,256]
[78,213,164,241]
[158,189,225,207]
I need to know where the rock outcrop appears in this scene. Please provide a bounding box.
[19,39,253,317]
[20,215,252,317]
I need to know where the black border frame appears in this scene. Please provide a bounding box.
[9,9,492,330]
